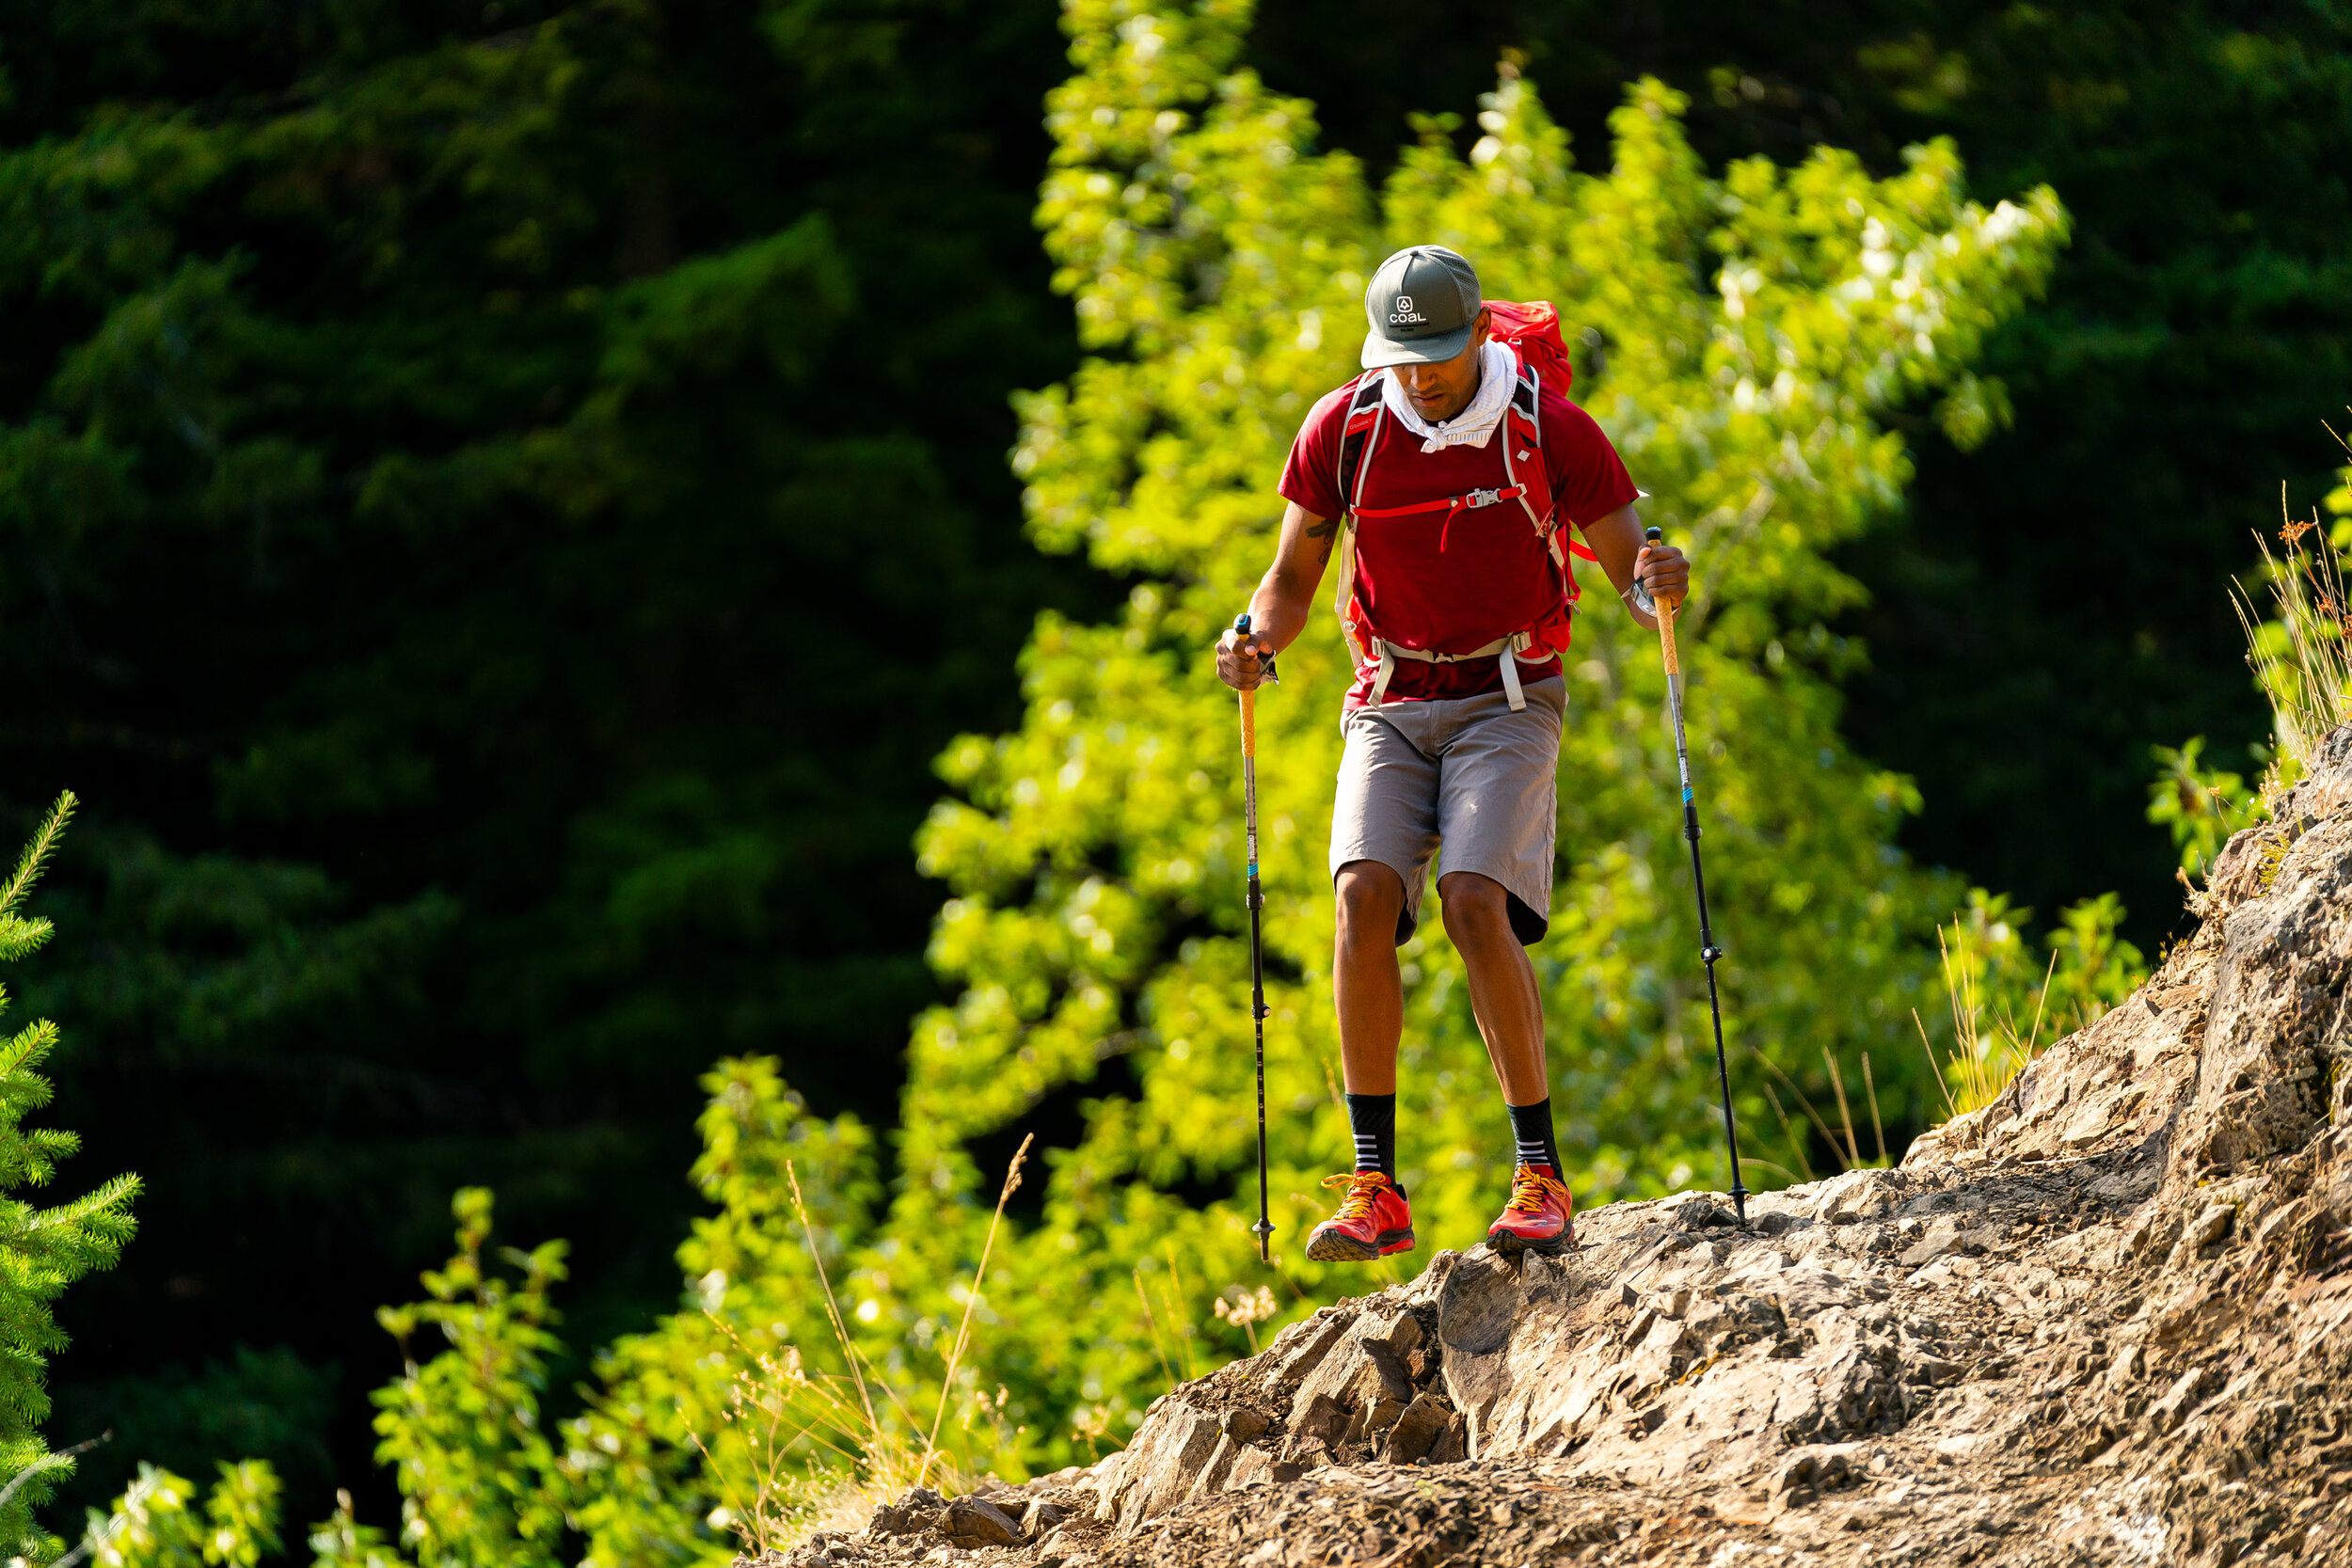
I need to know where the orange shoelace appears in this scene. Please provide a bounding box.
[1319,1170,1394,1222]
[1502,1164,1572,1215]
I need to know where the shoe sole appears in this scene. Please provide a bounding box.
[1488,1223,1575,1257]
[1306,1225,1416,1262]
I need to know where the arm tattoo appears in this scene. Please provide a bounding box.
[1305,515,1338,564]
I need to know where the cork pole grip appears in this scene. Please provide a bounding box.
[1645,526,1680,676]
[1239,685,1256,759]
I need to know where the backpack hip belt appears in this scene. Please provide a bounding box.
[1368,628,1546,710]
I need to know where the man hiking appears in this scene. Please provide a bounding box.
[1216,245,1688,1261]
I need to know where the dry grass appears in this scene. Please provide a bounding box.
[1213,1285,1278,1355]
[1747,1044,1891,1181]
[695,1138,1033,1557]
[2237,476,2352,784]
[1915,926,2061,1122]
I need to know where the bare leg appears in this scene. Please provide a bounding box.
[1438,870,1548,1103]
[1332,861,1406,1095]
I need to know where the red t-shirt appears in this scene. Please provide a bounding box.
[1279,372,1638,707]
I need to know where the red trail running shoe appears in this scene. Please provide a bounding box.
[1305,1171,1415,1261]
[1486,1164,1575,1256]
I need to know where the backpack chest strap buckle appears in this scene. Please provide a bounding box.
[1465,487,1502,509]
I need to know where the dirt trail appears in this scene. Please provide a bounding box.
[756,722,2352,1568]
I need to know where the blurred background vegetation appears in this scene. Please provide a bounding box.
[1,0,2345,1538]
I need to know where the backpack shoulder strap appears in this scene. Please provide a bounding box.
[1336,373,1387,514]
[1328,374,1386,673]
[1502,366,1550,530]
[1498,365,1596,570]
[1510,364,1541,438]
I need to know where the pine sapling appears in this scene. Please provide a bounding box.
[0,792,140,1554]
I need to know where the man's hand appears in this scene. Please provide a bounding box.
[1573,503,1684,629]
[1216,627,1279,691]
[1633,538,1691,610]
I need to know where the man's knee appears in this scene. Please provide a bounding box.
[1334,862,1405,945]
[1438,872,1512,945]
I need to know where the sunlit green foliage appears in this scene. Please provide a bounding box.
[71,1191,578,1567]
[1926,889,2145,1120]
[553,1057,881,1567]
[0,794,139,1553]
[303,1493,408,1568]
[2148,442,2352,878]
[2040,894,2150,1032]
[66,1068,883,1564]
[2239,491,2352,783]
[372,1190,568,1568]
[79,1462,280,1568]
[2147,736,2263,877]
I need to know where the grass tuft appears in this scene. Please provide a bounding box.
[694,1137,1033,1557]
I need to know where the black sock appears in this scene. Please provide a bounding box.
[1506,1098,1561,1176]
[1345,1092,1396,1181]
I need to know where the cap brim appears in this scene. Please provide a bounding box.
[1360,324,1474,369]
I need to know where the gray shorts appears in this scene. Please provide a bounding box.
[1328,676,1565,947]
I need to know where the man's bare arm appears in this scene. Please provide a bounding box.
[1216,500,1336,690]
[1575,501,1690,632]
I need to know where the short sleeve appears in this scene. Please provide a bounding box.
[1277,384,1357,521]
[1540,395,1639,528]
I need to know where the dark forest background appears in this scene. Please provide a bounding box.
[2,0,2344,1529]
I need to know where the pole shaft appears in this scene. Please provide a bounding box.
[1238,645,1274,1263]
[1657,591,1749,1225]
[1249,888,1270,1261]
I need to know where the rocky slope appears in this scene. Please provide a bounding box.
[762,722,2352,1568]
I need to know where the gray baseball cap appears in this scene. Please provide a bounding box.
[1360,245,1484,368]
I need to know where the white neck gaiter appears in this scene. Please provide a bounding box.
[1381,340,1518,452]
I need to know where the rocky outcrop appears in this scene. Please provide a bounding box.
[756,722,2352,1568]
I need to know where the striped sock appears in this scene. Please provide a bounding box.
[1344,1091,1396,1181]
[1507,1097,1561,1176]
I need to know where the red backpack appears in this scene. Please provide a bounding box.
[1329,300,1599,708]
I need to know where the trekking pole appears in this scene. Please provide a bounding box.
[1645,527,1749,1227]
[1234,613,1278,1264]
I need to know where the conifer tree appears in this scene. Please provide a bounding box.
[0,792,138,1553]
[0,0,1088,1484]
